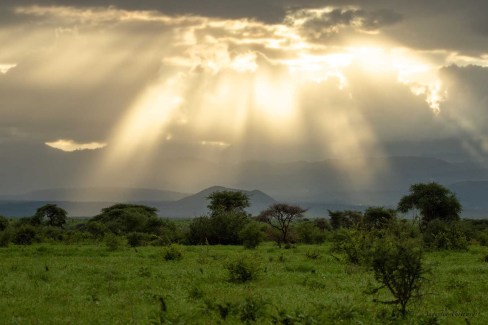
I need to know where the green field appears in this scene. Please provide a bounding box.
[1,243,487,324]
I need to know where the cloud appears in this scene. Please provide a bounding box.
[45,139,107,152]
[285,6,402,41]
[0,64,16,74]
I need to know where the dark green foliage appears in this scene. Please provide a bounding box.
[239,296,266,324]
[370,238,426,317]
[207,190,250,215]
[331,228,376,265]
[422,220,468,250]
[329,210,363,230]
[239,221,265,249]
[13,225,38,245]
[187,191,252,245]
[127,232,149,247]
[363,207,396,230]
[258,203,306,247]
[41,226,66,242]
[294,220,327,244]
[331,218,420,265]
[0,226,12,247]
[187,216,213,244]
[226,255,260,283]
[210,211,249,245]
[163,244,183,261]
[89,204,179,242]
[0,216,9,231]
[32,204,67,228]
[397,182,461,227]
[188,211,249,245]
[85,221,108,239]
[104,233,124,251]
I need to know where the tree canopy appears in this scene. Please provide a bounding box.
[32,204,67,228]
[258,203,306,246]
[397,182,461,226]
[207,191,250,216]
[90,204,164,234]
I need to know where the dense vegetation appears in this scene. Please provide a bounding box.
[0,182,488,323]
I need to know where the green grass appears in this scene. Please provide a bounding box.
[1,243,487,324]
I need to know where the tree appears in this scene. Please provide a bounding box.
[207,191,250,216]
[363,207,396,230]
[397,182,461,227]
[258,203,306,246]
[328,210,363,230]
[370,239,426,317]
[90,204,167,235]
[188,191,251,245]
[32,204,67,228]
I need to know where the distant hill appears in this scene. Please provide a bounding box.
[150,186,277,217]
[0,186,277,218]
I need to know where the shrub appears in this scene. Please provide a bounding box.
[226,255,260,283]
[104,233,124,251]
[127,232,151,247]
[331,228,375,265]
[294,221,326,244]
[239,222,265,249]
[163,244,183,261]
[13,225,38,245]
[422,220,468,250]
[0,227,12,247]
[369,238,426,317]
[0,216,9,231]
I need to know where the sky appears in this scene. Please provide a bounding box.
[1,0,488,195]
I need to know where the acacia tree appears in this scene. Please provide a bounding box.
[258,203,306,246]
[363,207,396,230]
[397,182,461,227]
[207,191,250,216]
[32,204,67,228]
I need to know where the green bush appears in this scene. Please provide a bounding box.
[13,225,38,245]
[127,232,152,247]
[369,238,426,317]
[0,216,9,231]
[331,228,375,265]
[239,222,265,249]
[0,227,12,247]
[294,221,327,244]
[163,244,183,261]
[225,255,260,283]
[422,220,468,250]
[104,233,125,251]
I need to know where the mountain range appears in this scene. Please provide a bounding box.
[2,156,488,218]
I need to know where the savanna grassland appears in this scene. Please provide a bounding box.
[1,242,487,324]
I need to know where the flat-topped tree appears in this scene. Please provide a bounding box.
[397,182,461,227]
[207,190,250,216]
[258,203,307,247]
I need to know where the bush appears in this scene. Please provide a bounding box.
[13,225,38,245]
[127,232,151,247]
[369,238,426,317]
[0,216,9,231]
[104,233,125,251]
[331,228,375,265]
[163,244,183,261]
[226,255,260,283]
[239,222,265,249]
[0,227,12,247]
[294,221,326,244]
[422,220,468,250]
